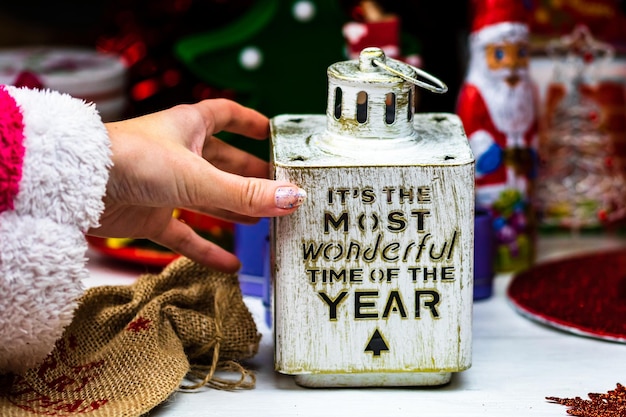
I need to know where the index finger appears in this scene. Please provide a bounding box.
[194,98,269,140]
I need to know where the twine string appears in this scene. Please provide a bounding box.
[179,288,256,391]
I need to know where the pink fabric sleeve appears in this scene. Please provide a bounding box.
[0,86,25,212]
[0,85,112,374]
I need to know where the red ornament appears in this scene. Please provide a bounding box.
[13,71,45,89]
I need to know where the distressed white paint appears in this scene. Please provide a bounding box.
[270,49,475,387]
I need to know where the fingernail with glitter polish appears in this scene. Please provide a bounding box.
[275,186,307,209]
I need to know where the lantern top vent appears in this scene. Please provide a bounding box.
[315,48,447,155]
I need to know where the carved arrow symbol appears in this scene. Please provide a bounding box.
[365,329,389,356]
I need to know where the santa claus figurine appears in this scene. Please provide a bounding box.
[456,0,539,272]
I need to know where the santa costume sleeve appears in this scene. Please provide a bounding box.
[0,85,111,374]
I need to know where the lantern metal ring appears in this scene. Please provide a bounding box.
[372,58,448,94]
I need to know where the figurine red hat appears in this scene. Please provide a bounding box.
[470,0,529,32]
[469,0,530,44]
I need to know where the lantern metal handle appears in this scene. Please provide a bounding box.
[372,58,448,94]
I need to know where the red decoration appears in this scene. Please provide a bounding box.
[548,383,626,416]
[507,249,626,342]
[95,0,239,117]
[342,0,422,67]
[344,19,401,60]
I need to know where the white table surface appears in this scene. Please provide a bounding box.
[84,234,626,417]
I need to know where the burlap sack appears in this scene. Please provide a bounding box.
[0,257,261,416]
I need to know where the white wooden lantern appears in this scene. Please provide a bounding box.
[270,47,475,387]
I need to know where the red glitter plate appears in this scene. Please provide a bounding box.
[507,249,626,343]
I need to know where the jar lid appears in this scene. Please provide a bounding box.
[0,46,126,97]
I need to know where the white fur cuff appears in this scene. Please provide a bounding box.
[0,86,111,374]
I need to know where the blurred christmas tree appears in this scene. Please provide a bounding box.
[535,26,626,231]
[174,0,348,158]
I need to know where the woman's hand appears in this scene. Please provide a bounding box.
[89,98,306,272]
